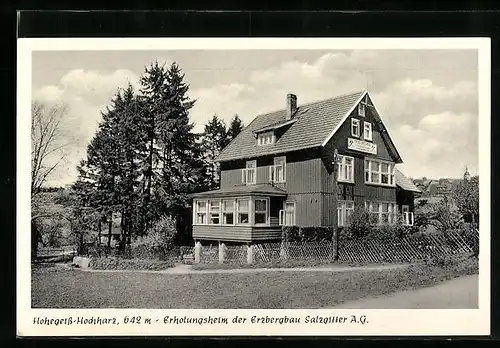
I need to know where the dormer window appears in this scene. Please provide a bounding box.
[257,131,275,146]
[351,118,361,138]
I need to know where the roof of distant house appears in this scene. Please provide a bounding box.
[215,90,401,163]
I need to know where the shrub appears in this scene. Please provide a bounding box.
[89,257,175,270]
[346,207,373,239]
[131,215,177,260]
[282,226,335,242]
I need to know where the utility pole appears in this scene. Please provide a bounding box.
[332,148,339,261]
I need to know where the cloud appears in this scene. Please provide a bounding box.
[189,51,478,179]
[33,50,479,186]
[33,69,142,187]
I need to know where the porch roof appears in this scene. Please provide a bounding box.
[189,183,287,198]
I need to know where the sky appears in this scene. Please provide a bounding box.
[31,49,479,186]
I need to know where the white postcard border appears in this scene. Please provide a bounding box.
[17,37,491,337]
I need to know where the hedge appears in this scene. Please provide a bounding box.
[282,226,336,242]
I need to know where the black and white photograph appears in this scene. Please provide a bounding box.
[17,38,490,336]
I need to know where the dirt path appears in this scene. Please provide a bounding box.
[62,262,411,274]
[331,274,478,309]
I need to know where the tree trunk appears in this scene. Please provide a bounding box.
[118,212,127,254]
[97,220,102,246]
[107,216,112,249]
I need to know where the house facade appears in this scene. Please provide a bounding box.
[190,90,421,244]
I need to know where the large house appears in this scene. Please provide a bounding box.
[190,90,421,244]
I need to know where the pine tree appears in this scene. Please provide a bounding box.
[227,114,244,144]
[200,114,228,190]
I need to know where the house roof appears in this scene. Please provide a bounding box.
[189,183,288,198]
[395,169,421,193]
[215,90,368,162]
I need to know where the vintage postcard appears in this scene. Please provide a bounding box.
[17,37,491,337]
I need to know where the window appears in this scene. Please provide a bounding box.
[209,200,220,224]
[337,155,354,183]
[351,118,361,137]
[257,131,275,146]
[254,198,268,224]
[358,103,366,117]
[242,160,256,185]
[279,201,296,226]
[337,201,354,227]
[366,201,397,225]
[365,158,395,186]
[401,205,414,226]
[358,94,369,117]
[237,199,249,224]
[195,200,207,224]
[363,122,372,141]
[270,156,286,183]
[222,199,234,224]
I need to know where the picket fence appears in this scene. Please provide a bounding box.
[189,229,477,265]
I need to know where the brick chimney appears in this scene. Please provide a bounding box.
[286,93,297,120]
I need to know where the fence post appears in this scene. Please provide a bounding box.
[194,241,201,264]
[219,242,226,264]
[247,244,254,264]
[280,240,289,261]
[333,228,339,261]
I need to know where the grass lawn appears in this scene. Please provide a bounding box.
[31,258,478,309]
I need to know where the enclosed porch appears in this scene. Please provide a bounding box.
[190,184,288,243]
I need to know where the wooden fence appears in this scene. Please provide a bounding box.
[191,229,477,265]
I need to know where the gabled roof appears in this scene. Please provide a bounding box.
[215,91,366,162]
[189,183,287,198]
[395,169,421,193]
[215,90,402,163]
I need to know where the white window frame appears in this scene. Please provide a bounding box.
[257,131,276,146]
[337,200,355,227]
[194,199,208,225]
[358,95,369,117]
[364,158,396,187]
[209,199,221,225]
[221,199,235,225]
[270,156,286,183]
[365,201,397,225]
[337,154,355,183]
[351,118,361,138]
[358,103,366,117]
[254,197,269,225]
[363,121,373,141]
[242,160,257,185]
[280,201,296,226]
[236,198,250,225]
[401,205,414,226]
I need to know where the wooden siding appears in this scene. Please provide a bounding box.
[287,193,322,226]
[192,225,281,243]
[219,149,323,194]
[319,101,398,223]
[323,104,395,163]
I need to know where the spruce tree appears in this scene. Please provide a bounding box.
[200,114,228,190]
[227,114,244,144]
